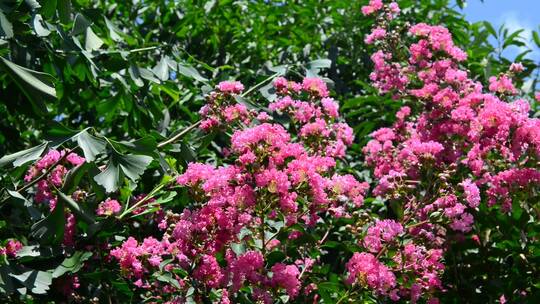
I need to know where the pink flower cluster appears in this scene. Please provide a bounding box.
[363,219,403,253]
[488,74,518,95]
[25,149,85,211]
[24,149,86,247]
[96,198,122,216]
[351,0,540,301]
[269,77,354,157]
[361,0,399,19]
[370,50,410,93]
[199,81,256,131]
[111,78,366,302]
[346,252,396,296]
[0,240,23,258]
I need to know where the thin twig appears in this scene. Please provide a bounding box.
[1,148,73,204]
[157,72,281,148]
[240,72,283,97]
[157,120,201,148]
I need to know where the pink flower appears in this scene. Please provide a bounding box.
[217,81,244,94]
[255,168,290,195]
[321,97,339,118]
[193,254,223,288]
[63,213,76,246]
[389,2,400,14]
[229,251,264,291]
[509,62,524,73]
[273,76,290,94]
[461,179,480,208]
[363,220,403,252]
[365,27,387,44]
[96,198,122,216]
[271,263,301,298]
[67,153,86,166]
[488,75,517,95]
[302,77,329,97]
[223,104,249,123]
[361,0,383,15]
[49,165,67,186]
[4,240,23,257]
[176,162,216,186]
[36,150,62,170]
[346,252,396,294]
[256,112,271,122]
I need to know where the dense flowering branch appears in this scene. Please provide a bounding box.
[4,1,539,302]
[341,0,540,302]
[109,78,367,302]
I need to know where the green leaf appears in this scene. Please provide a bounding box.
[533,31,540,48]
[85,27,104,51]
[308,58,332,69]
[7,190,42,220]
[259,81,277,101]
[0,142,48,168]
[71,13,91,36]
[57,0,71,23]
[483,21,497,38]
[0,57,56,115]
[93,158,121,193]
[57,191,96,224]
[24,0,41,10]
[104,17,124,42]
[153,56,169,81]
[46,121,78,139]
[204,0,216,13]
[74,130,106,162]
[94,153,153,193]
[155,273,181,289]
[62,162,90,193]
[40,0,57,19]
[266,251,286,265]
[16,245,62,259]
[117,136,157,155]
[0,266,15,294]
[111,281,133,296]
[32,14,51,37]
[318,281,342,293]
[0,11,13,38]
[177,63,208,82]
[128,64,144,87]
[52,251,92,278]
[10,270,52,295]
[30,201,65,244]
[503,29,525,49]
[117,154,153,181]
[139,67,160,83]
[231,243,245,255]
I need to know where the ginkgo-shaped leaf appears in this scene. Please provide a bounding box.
[94,152,153,193]
[0,142,48,168]
[73,130,106,162]
[9,270,52,295]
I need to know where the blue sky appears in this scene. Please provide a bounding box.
[457,0,540,61]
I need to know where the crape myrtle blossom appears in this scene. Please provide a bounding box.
[199,80,256,131]
[96,198,122,216]
[350,0,540,302]
[269,77,354,158]
[110,76,368,302]
[0,240,23,258]
[7,1,539,302]
[23,149,86,247]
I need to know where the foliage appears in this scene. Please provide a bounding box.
[0,0,539,303]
